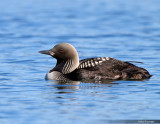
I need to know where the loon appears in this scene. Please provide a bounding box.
[39,43,151,81]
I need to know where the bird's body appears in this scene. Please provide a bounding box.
[39,43,151,81]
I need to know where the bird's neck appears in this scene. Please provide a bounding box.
[62,57,79,74]
[51,56,79,74]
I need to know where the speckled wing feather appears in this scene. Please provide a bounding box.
[77,57,111,69]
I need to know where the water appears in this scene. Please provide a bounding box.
[0,0,160,123]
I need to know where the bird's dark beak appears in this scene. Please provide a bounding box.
[39,50,50,55]
[39,50,55,56]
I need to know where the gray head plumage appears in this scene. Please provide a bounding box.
[39,43,79,74]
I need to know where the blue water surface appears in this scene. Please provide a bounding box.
[0,0,160,124]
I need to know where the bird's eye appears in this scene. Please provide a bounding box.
[59,49,64,53]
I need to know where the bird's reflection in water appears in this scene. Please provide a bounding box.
[46,80,80,100]
[48,80,80,91]
[47,79,120,101]
[81,79,119,84]
[47,79,119,91]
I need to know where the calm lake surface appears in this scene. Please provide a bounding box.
[0,0,160,123]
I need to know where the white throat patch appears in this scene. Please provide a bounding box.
[46,71,67,80]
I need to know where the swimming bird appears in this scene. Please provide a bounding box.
[39,43,151,81]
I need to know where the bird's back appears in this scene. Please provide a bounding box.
[67,57,151,80]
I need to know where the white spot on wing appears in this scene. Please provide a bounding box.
[82,63,85,68]
[91,60,95,66]
[95,61,98,65]
[80,64,83,68]
[102,57,106,61]
[91,63,95,66]
[85,62,88,67]
[88,64,91,67]
[106,57,110,60]
[99,61,103,64]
